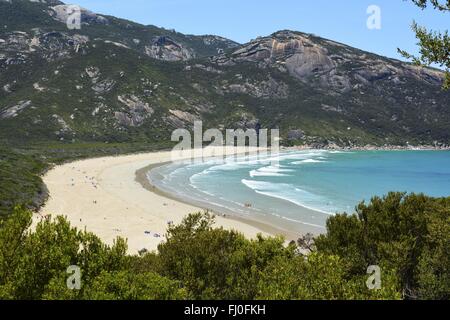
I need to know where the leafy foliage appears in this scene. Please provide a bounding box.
[5,202,445,300]
[44,271,186,300]
[157,212,294,299]
[410,0,450,11]
[0,207,130,299]
[0,147,47,218]
[315,192,450,299]
[257,253,400,300]
[400,0,450,89]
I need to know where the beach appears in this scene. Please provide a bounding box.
[36,147,284,254]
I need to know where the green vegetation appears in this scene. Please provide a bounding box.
[0,147,47,219]
[315,192,450,300]
[0,193,448,300]
[400,0,450,89]
[0,207,184,300]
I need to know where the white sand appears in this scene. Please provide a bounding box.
[36,147,271,254]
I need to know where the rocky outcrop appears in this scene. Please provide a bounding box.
[92,79,116,94]
[212,30,445,93]
[219,77,289,99]
[0,0,238,66]
[211,31,347,93]
[115,95,154,127]
[287,129,306,141]
[165,109,199,127]
[52,114,72,136]
[85,66,100,80]
[0,30,89,67]
[214,31,335,78]
[50,4,109,26]
[232,112,259,130]
[200,35,239,49]
[145,36,195,61]
[0,100,32,119]
[188,64,224,74]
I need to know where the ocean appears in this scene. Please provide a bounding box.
[148,150,450,235]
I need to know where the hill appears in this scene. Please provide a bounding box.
[1,0,449,148]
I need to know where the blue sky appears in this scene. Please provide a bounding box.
[73,0,449,62]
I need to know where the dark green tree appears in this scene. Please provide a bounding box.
[399,0,450,89]
[0,207,130,299]
[157,212,293,299]
[314,192,450,299]
[257,253,400,300]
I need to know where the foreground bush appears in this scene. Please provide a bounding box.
[0,192,448,300]
[0,208,182,300]
[0,148,47,219]
[315,192,450,300]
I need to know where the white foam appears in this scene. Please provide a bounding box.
[259,165,294,173]
[249,165,294,177]
[157,150,342,217]
[291,159,326,165]
[249,170,288,177]
[241,179,333,215]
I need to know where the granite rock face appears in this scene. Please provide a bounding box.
[115,95,154,127]
[0,100,32,119]
[0,0,238,64]
[50,4,109,26]
[213,30,445,94]
[0,2,449,147]
[219,77,289,99]
[145,36,195,61]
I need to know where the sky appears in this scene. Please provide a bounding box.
[73,0,449,62]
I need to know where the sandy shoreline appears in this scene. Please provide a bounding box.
[37,147,294,254]
[135,162,303,241]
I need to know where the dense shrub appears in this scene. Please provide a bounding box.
[0,193,448,300]
[315,192,450,300]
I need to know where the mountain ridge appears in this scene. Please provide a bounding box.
[1,0,449,148]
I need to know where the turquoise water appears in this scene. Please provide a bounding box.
[149,150,450,234]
